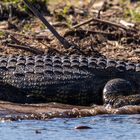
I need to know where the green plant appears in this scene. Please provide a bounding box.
[124,7,140,22]
[56,4,73,27]
[0,31,5,37]
[1,0,49,12]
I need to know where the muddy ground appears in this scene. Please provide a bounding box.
[1,101,140,121]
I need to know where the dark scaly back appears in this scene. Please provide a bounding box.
[0,54,140,89]
[0,54,139,105]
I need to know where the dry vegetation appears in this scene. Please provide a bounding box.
[0,0,140,62]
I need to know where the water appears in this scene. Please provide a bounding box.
[0,115,140,140]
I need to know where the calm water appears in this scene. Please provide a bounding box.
[0,114,140,140]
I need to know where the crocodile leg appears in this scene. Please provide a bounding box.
[0,83,27,103]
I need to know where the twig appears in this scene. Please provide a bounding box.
[64,29,117,37]
[7,43,44,55]
[97,0,107,19]
[72,17,130,31]
[0,29,51,41]
[9,35,23,45]
[7,34,45,55]
[0,29,28,38]
[23,0,72,49]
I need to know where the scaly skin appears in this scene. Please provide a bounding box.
[0,54,140,107]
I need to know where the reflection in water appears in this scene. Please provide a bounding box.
[0,115,140,140]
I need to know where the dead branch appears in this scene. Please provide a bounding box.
[64,29,117,37]
[72,17,131,31]
[7,43,44,55]
[0,29,51,41]
[23,0,73,49]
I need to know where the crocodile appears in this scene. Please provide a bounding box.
[0,54,140,108]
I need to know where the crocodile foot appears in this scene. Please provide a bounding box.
[103,78,140,108]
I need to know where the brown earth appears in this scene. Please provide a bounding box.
[0,0,140,61]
